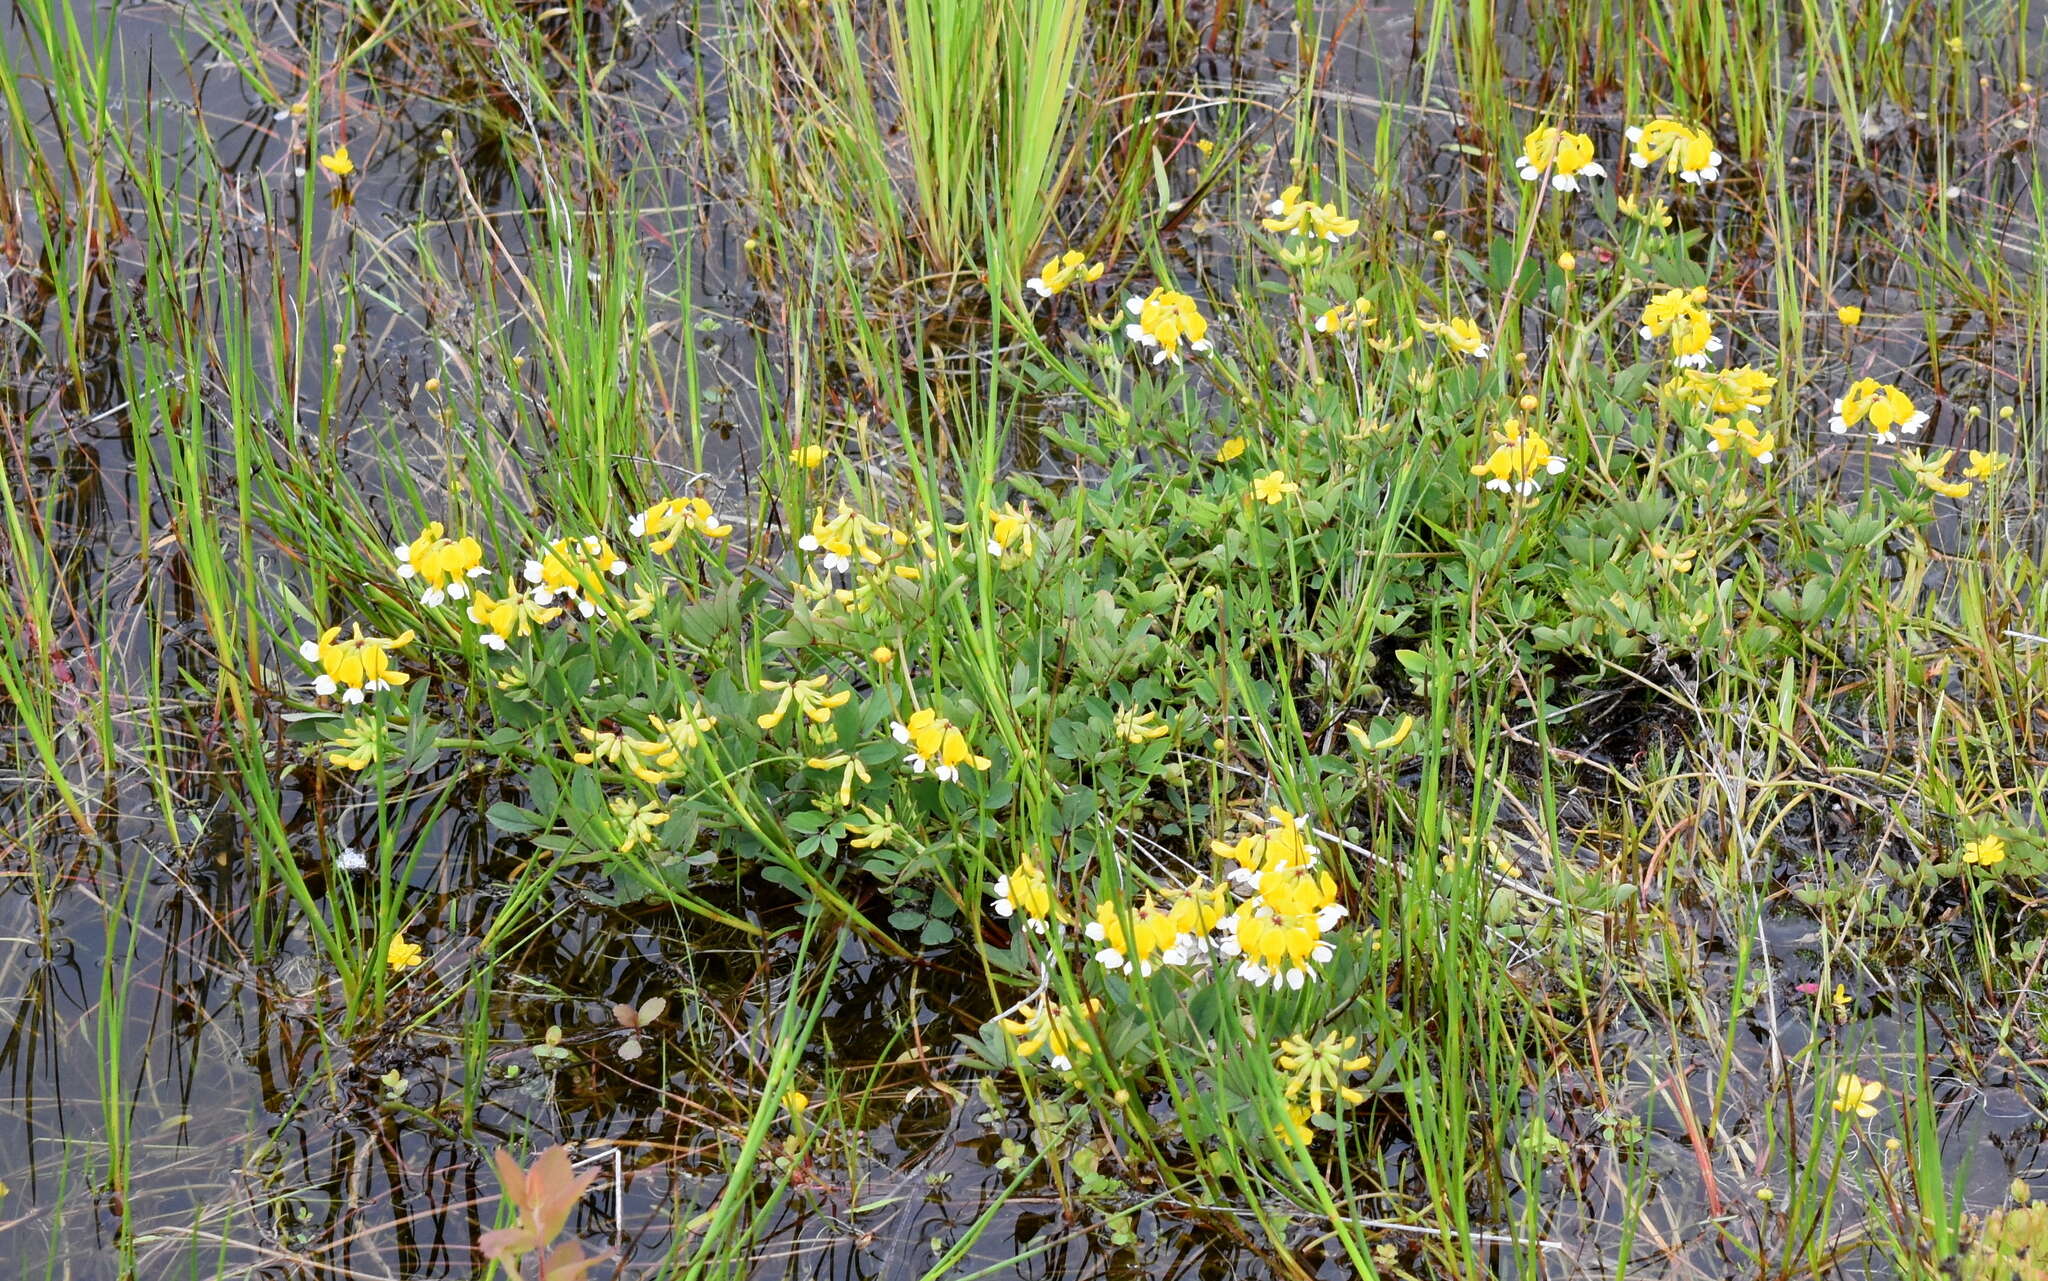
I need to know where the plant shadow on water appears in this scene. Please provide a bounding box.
[6,0,2048,1276]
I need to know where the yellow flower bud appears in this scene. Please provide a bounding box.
[1557,251,1576,271]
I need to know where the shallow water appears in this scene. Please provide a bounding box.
[4,0,2047,1277]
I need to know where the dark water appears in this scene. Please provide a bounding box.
[4,1,2047,1277]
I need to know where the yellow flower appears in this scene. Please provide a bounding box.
[1961,834,2008,867]
[1417,316,1490,359]
[1260,184,1359,241]
[1660,366,1777,418]
[758,675,852,730]
[1616,194,1673,228]
[845,804,900,850]
[1557,250,1577,272]
[1215,436,1248,462]
[1900,449,1973,499]
[387,933,424,972]
[1256,859,1346,926]
[804,751,872,807]
[1343,715,1414,754]
[1702,416,1776,466]
[1086,895,1184,976]
[1112,705,1171,744]
[608,796,670,854]
[789,444,826,469]
[392,521,485,605]
[1165,876,1231,955]
[1831,1072,1884,1119]
[644,702,718,756]
[796,503,895,573]
[1963,450,2009,481]
[1273,1101,1317,1146]
[782,1090,810,1115]
[574,728,678,785]
[991,856,1055,932]
[871,645,895,665]
[1638,289,1721,368]
[466,585,562,649]
[1514,126,1605,191]
[1025,249,1105,298]
[318,145,356,179]
[1275,1031,1373,1113]
[891,707,990,782]
[1469,418,1567,496]
[1000,998,1100,1071]
[1830,378,1928,442]
[1625,118,1722,184]
[523,536,628,616]
[299,624,415,703]
[1123,288,1215,365]
[1312,298,1375,335]
[631,497,733,553]
[1251,470,1300,505]
[324,717,383,771]
[984,501,1037,567]
[1837,304,1864,326]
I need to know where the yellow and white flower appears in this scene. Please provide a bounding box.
[299,624,415,703]
[1626,118,1722,184]
[1469,418,1568,496]
[1661,366,1777,418]
[1086,895,1182,976]
[631,497,732,552]
[523,536,627,616]
[1001,998,1099,1071]
[1900,449,1972,499]
[1261,185,1360,241]
[466,585,562,649]
[1703,416,1776,465]
[1638,289,1722,369]
[1220,902,1336,989]
[991,856,1055,933]
[1514,126,1605,192]
[1123,288,1214,365]
[1830,378,1928,442]
[1025,250,1105,298]
[1417,316,1489,359]
[1312,298,1375,335]
[392,522,486,606]
[891,707,990,782]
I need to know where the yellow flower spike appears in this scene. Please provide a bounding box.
[990,856,1056,933]
[1025,249,1105,298]
[1260,184,1360,241]
[318,145,356,179]
[299,624,415,703]
[1625,118,1723,184]
[1112,705,1171,744]
[1251,470,1299,505]
[1660,366,1778,419]
[393,521,486,605]
[608,796,670,854]
[758,675,852,731]
[1900,449,1973,499]
[1275,1031,1374,1115]
[1417,316,1490,359]
[1123,288,1216,365]
[632,497,733,553]
[1514,126,1605,191]
[387,933,424,972]
[1831,1072,1884,1119]
[1961,834,2008,868]
[804,751,872,808]
[999,998,1101,1071]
